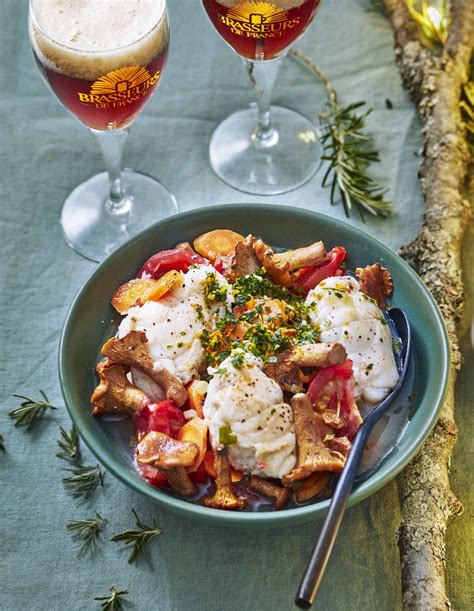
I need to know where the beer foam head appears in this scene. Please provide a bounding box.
[30,0,168,81]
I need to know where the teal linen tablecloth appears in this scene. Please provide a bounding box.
[1,1,472,609]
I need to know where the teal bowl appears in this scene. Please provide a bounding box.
[59,204,449,526]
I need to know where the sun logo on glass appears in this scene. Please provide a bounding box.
[227,1,288,25]
[91,66,152,95]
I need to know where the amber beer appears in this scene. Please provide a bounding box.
[202,0,321,60]
[29,0,169,130]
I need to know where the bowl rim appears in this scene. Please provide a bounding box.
[59,203,450,526]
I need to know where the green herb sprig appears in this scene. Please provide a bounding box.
[9,391,57,428]
[56,425,81,463]
[95,586,129,611]
[290,48,392,219]
[111,508,161,564]
[67,512,106,557]
[62,464,105,500]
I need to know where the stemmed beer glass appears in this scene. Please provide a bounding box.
[202,0,322,195]
[29,0,177,262]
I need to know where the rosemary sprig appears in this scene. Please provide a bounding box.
[290,48,391,219]
[319,103,391,219]
[67,512,106,557]
[56,425,81,463]
[95,586,129,611]
[0,435,5,453]
[62,463,105,500]
[9,390,57,428]
[111,508,162,564]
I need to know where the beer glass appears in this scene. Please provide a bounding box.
[202,0,322,195]
[29,0,177,262]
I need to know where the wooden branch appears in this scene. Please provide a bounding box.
[383,0,473,608]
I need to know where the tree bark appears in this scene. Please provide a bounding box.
[383,0,473,609]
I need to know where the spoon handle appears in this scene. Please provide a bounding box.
[295,424,372,609]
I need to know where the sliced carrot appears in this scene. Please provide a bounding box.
[111,278,157,314]
[203,449,243,482]
[111,271,183,314]
[295,472,330,503]
[193,229,244,262]
[231,467,244,483]
[178,417,208,473]
[146,270,183,301]
[188,380,208,419]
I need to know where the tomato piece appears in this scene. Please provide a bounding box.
[295,246,347,292]
[147,400,185,438]
[138,249,208,279]
[138,464,170,488]
[189,460,208,483]
[132,404,152,440]
[307,359,362,441]
[212,257,225,274]
[307,360,353,405]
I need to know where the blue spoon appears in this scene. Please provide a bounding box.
[295,308,412,609]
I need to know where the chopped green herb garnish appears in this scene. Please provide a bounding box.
[219,424,237,446]
[230,351,245,368]
[195,304,204,320]
[203,272,228,307]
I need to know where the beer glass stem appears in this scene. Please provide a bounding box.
[90,128,131,216]
[245,57,281,148]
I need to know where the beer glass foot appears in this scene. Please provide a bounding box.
[209,105,321,196]
[61,169,178,263]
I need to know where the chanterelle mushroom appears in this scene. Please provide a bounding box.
[282,394,346,486]
[263,342,347,391]
[253,239,293,288]
[101,330,188,407]
[136,431,199,496]
[224,234,260,282]
[91,359,147,416]
[204,448,245,510]
[272,241,326,271]
[248,476,291,510]
[355,262,393,309]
